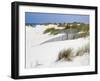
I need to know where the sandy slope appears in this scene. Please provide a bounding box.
[26,25,89,68]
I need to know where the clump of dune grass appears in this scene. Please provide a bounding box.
[43,27,61,35]
[76,47,85,56]
[57,48,73,61]
[78,31,89,38]
[83,42,90,53]
[43,28,55,34]
[76,43,90,56]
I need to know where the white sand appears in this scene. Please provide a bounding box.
[26,25,90,68]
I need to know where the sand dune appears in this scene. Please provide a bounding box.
[26,25,89,69]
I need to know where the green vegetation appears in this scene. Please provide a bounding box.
[43,22,89,38]
[50,29,60,35]
[57,43,90,62]
[76,43,90,56]
[64,23,89,33]
[43,28,60,35]
[79,32,89,38]
[58,23,67,27]
[57,48,73,61]
[43,28,55,34]
[78,24,89,32]
[76,47,85,56]
[83,42,90,53]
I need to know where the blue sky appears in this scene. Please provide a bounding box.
[25,12,89,24]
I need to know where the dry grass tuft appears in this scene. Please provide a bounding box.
[76,43,90,56]
[57,48,73,61]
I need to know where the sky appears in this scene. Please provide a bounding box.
[25,12,89,24]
